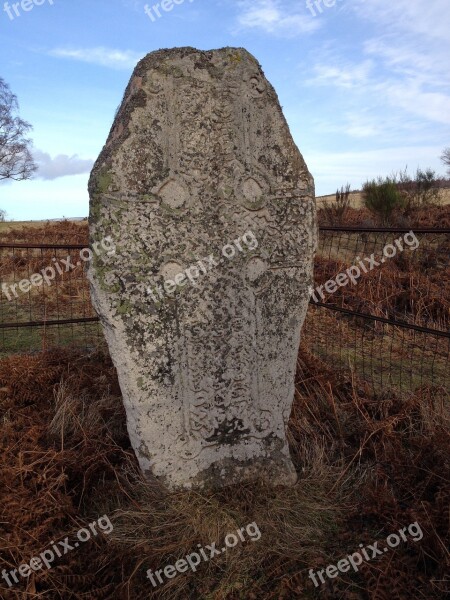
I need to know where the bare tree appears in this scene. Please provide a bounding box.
[0,77,37,181]
[441,147,450,176]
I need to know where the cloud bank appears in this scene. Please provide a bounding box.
[49,47,144,70]
[34,150,94,180]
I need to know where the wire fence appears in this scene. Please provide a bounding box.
[0,243,102,355]
[304,227,449,395]
[1,228,449,395]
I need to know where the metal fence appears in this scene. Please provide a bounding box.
[0,243,102,355]
[304,227,449,394]
[1,228,449,395]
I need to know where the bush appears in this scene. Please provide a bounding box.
[322,183,351,225]
[396,167,442,213]
[362,177,404,225]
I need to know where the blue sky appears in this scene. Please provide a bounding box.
[1,0,449,220]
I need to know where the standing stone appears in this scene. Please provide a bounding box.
[88,47,317,490]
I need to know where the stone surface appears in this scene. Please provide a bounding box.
[88,47,317,490]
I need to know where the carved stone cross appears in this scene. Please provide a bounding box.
[88,47,317,489]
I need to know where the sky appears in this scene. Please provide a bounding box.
[0,0,449,221]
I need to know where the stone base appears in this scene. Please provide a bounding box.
[145,450,298,491]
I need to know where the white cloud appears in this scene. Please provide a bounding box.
[236,0,320,36]
[363,38,449,87]
[378,81,450,125]
[314,111,380,139]
[309,58,450,125]
[354,0,449,43]
[306,0,450,127]
[49,47,144,70]
[34,150,94,180]
[308,60,374,89]
[355,0,450,119]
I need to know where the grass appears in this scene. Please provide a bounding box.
[0,219,87,234]
[304,305,449,395]
[0,348,448,599]
[0,279,100,356]
[0,322,103,357]
[318,229,448,267]
[316,186,450,209]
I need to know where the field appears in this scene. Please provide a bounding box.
[0,218,87,236]
[0,212,449,599]
[317,186,450,210]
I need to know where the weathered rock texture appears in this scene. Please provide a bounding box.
[88,47,317,489]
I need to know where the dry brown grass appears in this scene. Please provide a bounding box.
[0,348,448,599]
[0,220,88,241]
[0,222,94,328]
[313,242,450,331]
[317,187,450,210]
[318,201,450,228]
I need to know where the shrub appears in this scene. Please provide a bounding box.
[362,177,404,225]
[396,167,442,213]
[322,183,351,226]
